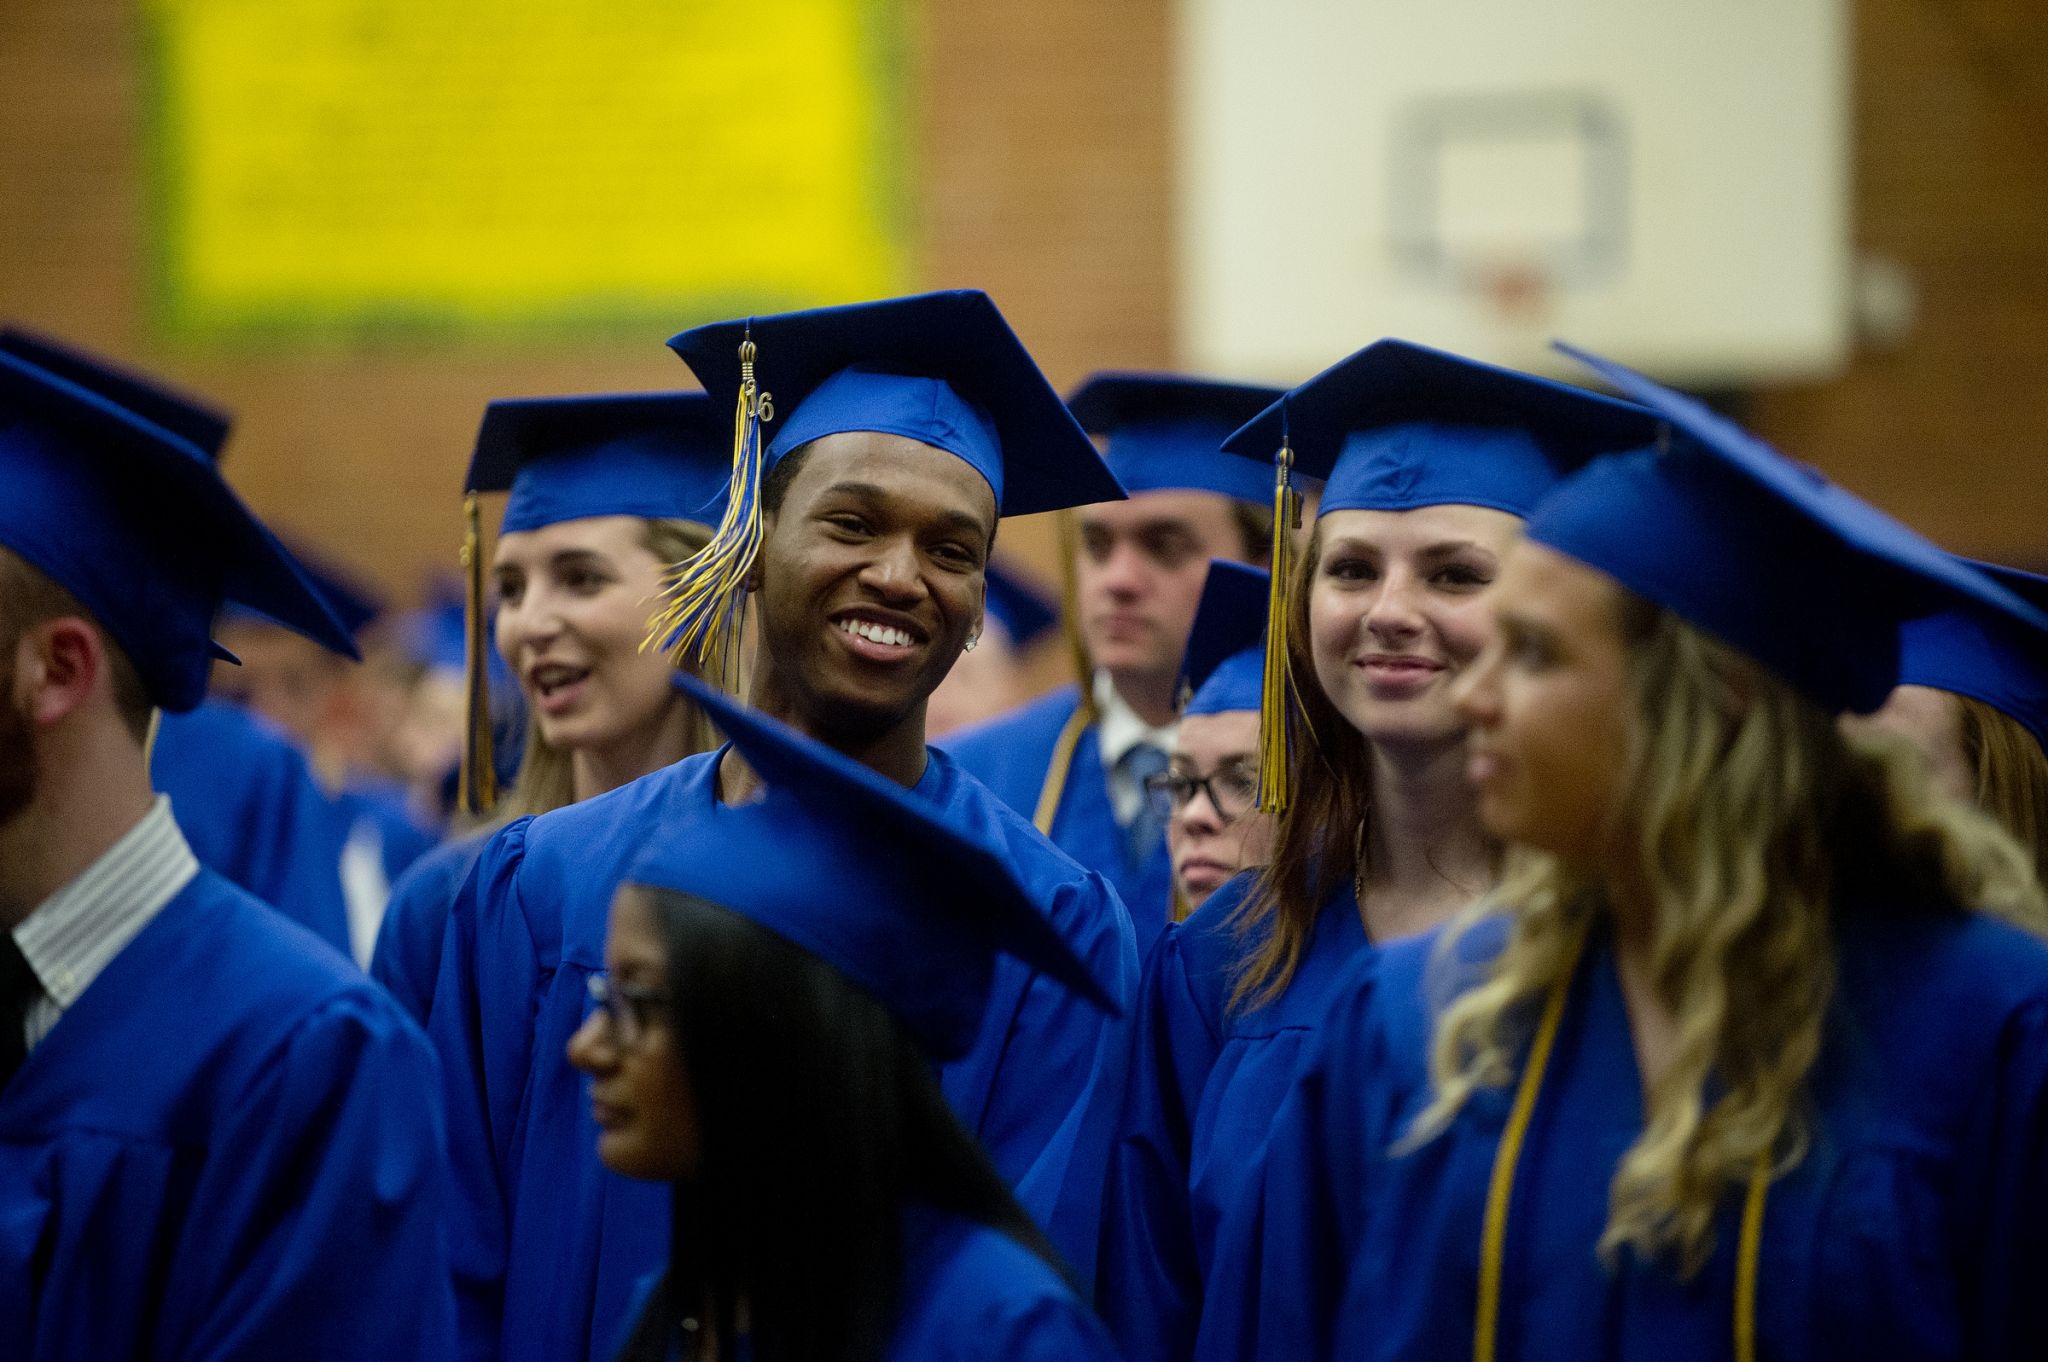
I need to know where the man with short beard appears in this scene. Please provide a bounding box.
[0,342,455,1360]
[429,291,1139,1362]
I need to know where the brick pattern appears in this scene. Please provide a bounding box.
[1,0,2042,607]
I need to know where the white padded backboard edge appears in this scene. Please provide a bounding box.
[1174,0,1852,386]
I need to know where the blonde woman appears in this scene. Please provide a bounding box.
[1095,341,1657,1362]
[1265,349,2048,1361]
[369,392,727,1021]
[1853,559,2048,882]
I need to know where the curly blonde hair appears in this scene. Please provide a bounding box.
[1406,592,2048,1275]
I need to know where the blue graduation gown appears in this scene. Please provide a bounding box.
[371,829,491,1023]
[430,745,1138,1362]
[1266,906,2048,1361]
[1097,876,1369,1361]
[0,867,456,1360]
[943,686,1177,955]
[152,699,355,953]
[615,1206,1122,1361]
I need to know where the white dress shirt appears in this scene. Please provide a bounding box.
[12,796,198,1050]
[1093,670,1179,826]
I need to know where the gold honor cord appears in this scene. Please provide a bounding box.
[644,336,772,694]
[1475,938,1771,1362]
[458,491,497,816]
[1255,442,1301,813]
[1031,507,1103,837]
[1032,705,1094,836]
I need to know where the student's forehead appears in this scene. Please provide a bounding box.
[1500,540,1620,622]
[605,888,667,962]
[789,431,997,523]
[1078,487,1236,532]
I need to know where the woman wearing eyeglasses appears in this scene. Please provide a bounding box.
[568,681,1121,1362]
[1148,561,1279,913]
[1096,342,1660,1362]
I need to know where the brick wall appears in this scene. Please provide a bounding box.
[1,0,2042,606]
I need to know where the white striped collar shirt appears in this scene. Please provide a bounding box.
[1093,670,1178,826]
[12,796,199,1050]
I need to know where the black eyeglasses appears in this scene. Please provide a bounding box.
[1144,764,1259,824]
[585,973,671,1049]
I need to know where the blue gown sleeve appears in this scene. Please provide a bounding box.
[1957,996,2048,1358]
[157,990,456,1361]
[1095,924,1223,1359]
[989,868,1139,1285]
[427,820,542,1362]
[948,1294,1126,1362]
[371,835,488,1024]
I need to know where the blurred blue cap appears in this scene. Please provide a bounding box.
[1896,559,2048,753]
[982,558,1058,649]
[1535,344,2048,714]
[0,327,232,460]
[396,590,513,689]
[1223,339,1657,519]
[0,347,358,712]
[220,541,386,644]
[467,390,733,534]
[1067,371,1283,505]
[668,290,1126,517]
[1179,560,1269,717]
[624,676,1121,1060]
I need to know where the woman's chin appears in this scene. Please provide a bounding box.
[1339,696,1466,749]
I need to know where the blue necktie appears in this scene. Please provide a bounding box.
[1119,742,1171,866]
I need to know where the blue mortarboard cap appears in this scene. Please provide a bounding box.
[0,328,232,460]
[667,290,1125,516]
[1534,343,2048,715]
[623,676,1121,1060]
[1067,372,1284,505]
[0,350,358,712]
[1179,560,1270,717]
[982,558,1058,649]
[220,541,386,643]
[1896,560,2048,753]
[467,391,733,534]
[397,590,514,688]
[1223,339,1658,519]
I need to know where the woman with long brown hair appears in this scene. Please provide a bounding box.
[369,391,729,1021]
[1095,340,1657,1362]
[1266,348,2048,1361]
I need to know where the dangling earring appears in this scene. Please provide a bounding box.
[963,631,981,653]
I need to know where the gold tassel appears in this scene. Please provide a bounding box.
[1257,440,1301,813]
[1026,508,1101,833]
[643,331,772,693]
[1052,508,1100,726]
[458,491,498,816]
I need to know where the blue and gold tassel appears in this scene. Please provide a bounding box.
[643,331,773,691]
[1257,423,1302,814]
[457,491,497,816]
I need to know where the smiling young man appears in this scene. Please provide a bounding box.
[942,373,1281,951]
[427,291,1139,1362]
[0,341,454,1360]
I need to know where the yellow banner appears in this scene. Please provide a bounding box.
[147,0,908,338]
